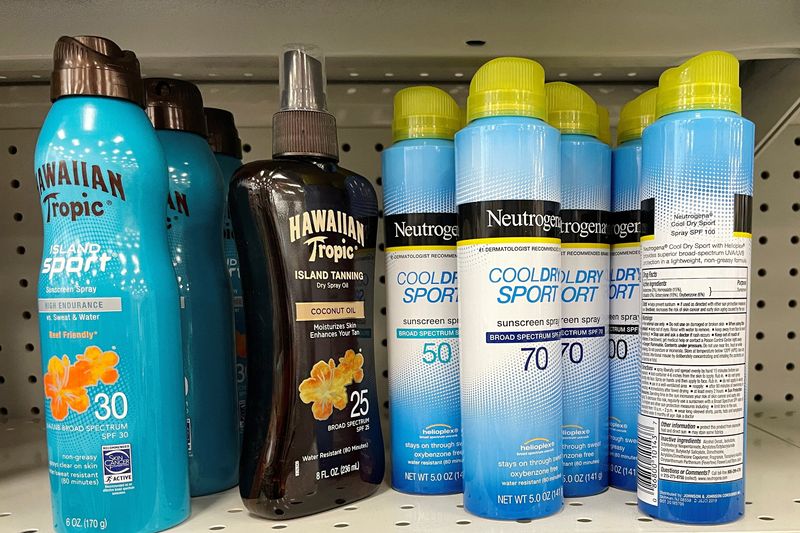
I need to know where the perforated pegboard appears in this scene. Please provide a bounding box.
[2,109,798,419]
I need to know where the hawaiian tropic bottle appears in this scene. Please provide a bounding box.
[545,81,611,498]
[456,58,563,520]
[608,88,657,491]
[35,36,189,532]
[383,86,463,495]
[145,79,240,496]
[638,52,753,524]
[205,107,247,439]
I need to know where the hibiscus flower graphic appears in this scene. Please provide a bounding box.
[43,345,121,420]
[298,349,366,421]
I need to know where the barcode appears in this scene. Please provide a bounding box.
[637,419,657,502]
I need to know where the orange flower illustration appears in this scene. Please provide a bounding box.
[76,346,120,385]
[44,355,91,421]
[299,359,349,421]
[338,349,364,384]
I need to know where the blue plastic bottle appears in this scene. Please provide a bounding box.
[545,82,611,497]
[383,87,463,495]
[608,88,657,491]
[35,36,189,532]
[638,52,753,525]
[456,58,563,520]
[145,79,239,496]
[205,107,247,439]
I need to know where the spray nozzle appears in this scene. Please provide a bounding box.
[279,44,328,112]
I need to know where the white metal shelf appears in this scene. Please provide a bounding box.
[1,418,798,532]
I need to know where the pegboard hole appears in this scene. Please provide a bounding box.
[757,268,766,277]
[381,338,387,347]
[787,362,796,371]
[333,524,349,529]
[793,499,800,503]
[456,504,464,509]
[13,212,22,222]
[465,40,486,47]
[755,363,764,371]
[792,236,800,245]
[795,136,800,145]
[637,517,654,522]
[382,370,388,378]
[758,515,775,521]
[208,526,226,531]
[344,507,358,511]
[0,512,10,517]
[789,331,796,339]
[754,394,763,402]
[19,279,29,287]
[787,394,795,402]
[759,236,768,245]
[577,518,592,523]
[516,519,532,524]
[400,505,414,510]
[625,501,637,506]
[376,177,382,186]
[0,376,4,384]
[379,275,386,284]
[374,143,384,152]
[271,526,287,531]
[7,145,18,155]
[22,311,31,320]
[455,520,472,525]
[16,246,26,255]
[378,243,385,252]
[383,400,389,409]
[395,521,411,527]
[760,170,770,179]
[759,203,769,212]
[242,143,252,153]
[380,307,386,315]
[568,502,584,506]
[746,501,753,505]
[794,170,800,179]
[30,407,40,415]
[25,343,35,352]
[10,179,20,189]
[341,143,351,153]
[789,300,797,308]
[756,300,765,309]
[794,203,800,212]
[0,407,8,416]
[28,375,37,383]
[755,331,764,340]
[791,268,799,277]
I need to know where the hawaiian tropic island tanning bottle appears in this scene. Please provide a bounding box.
[609,87,657,492]
[383,86,463,495]
[145,79,240,496]
[205,107,247,439]
[638,51,753,525]
[35,36,189,532]
[456,58,563,520]
[230,44,385,519]
[545,82,611,498]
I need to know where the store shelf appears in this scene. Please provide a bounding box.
[1,417,798,533]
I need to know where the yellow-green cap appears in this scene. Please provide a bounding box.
[545,82,599,137]
[597,105,611,145]
[617,88,658,144]
[656,51,741,118]
[392,86,461,142]
[466,57,547,123]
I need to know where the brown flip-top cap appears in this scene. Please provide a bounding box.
[51,35,144,106]
[205,107,243,159]
[144,78,207,137]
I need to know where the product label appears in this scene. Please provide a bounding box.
[224,212,247,434]
[385,212,462,492]
[36,158,140,511]
[279,202,383,491]
[458,199,563,511]
[559,209,610,493]
[638,193,752,506]
[608,209,641,489]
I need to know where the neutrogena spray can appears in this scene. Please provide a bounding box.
[36,36,190,532]
[608,88,656,491]
[383,87,463,494]
[456,58,563,520]
[638,51,753,525]
[545,82,611,497]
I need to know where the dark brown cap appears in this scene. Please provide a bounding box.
[144,78,207,137]
[205,108,242,159]
[51,35,144,106]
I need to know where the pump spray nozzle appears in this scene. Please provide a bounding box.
[273,44,338,160]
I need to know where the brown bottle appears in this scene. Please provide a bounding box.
[229,44,384,520]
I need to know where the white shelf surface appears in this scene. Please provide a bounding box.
[1,418,799,532]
